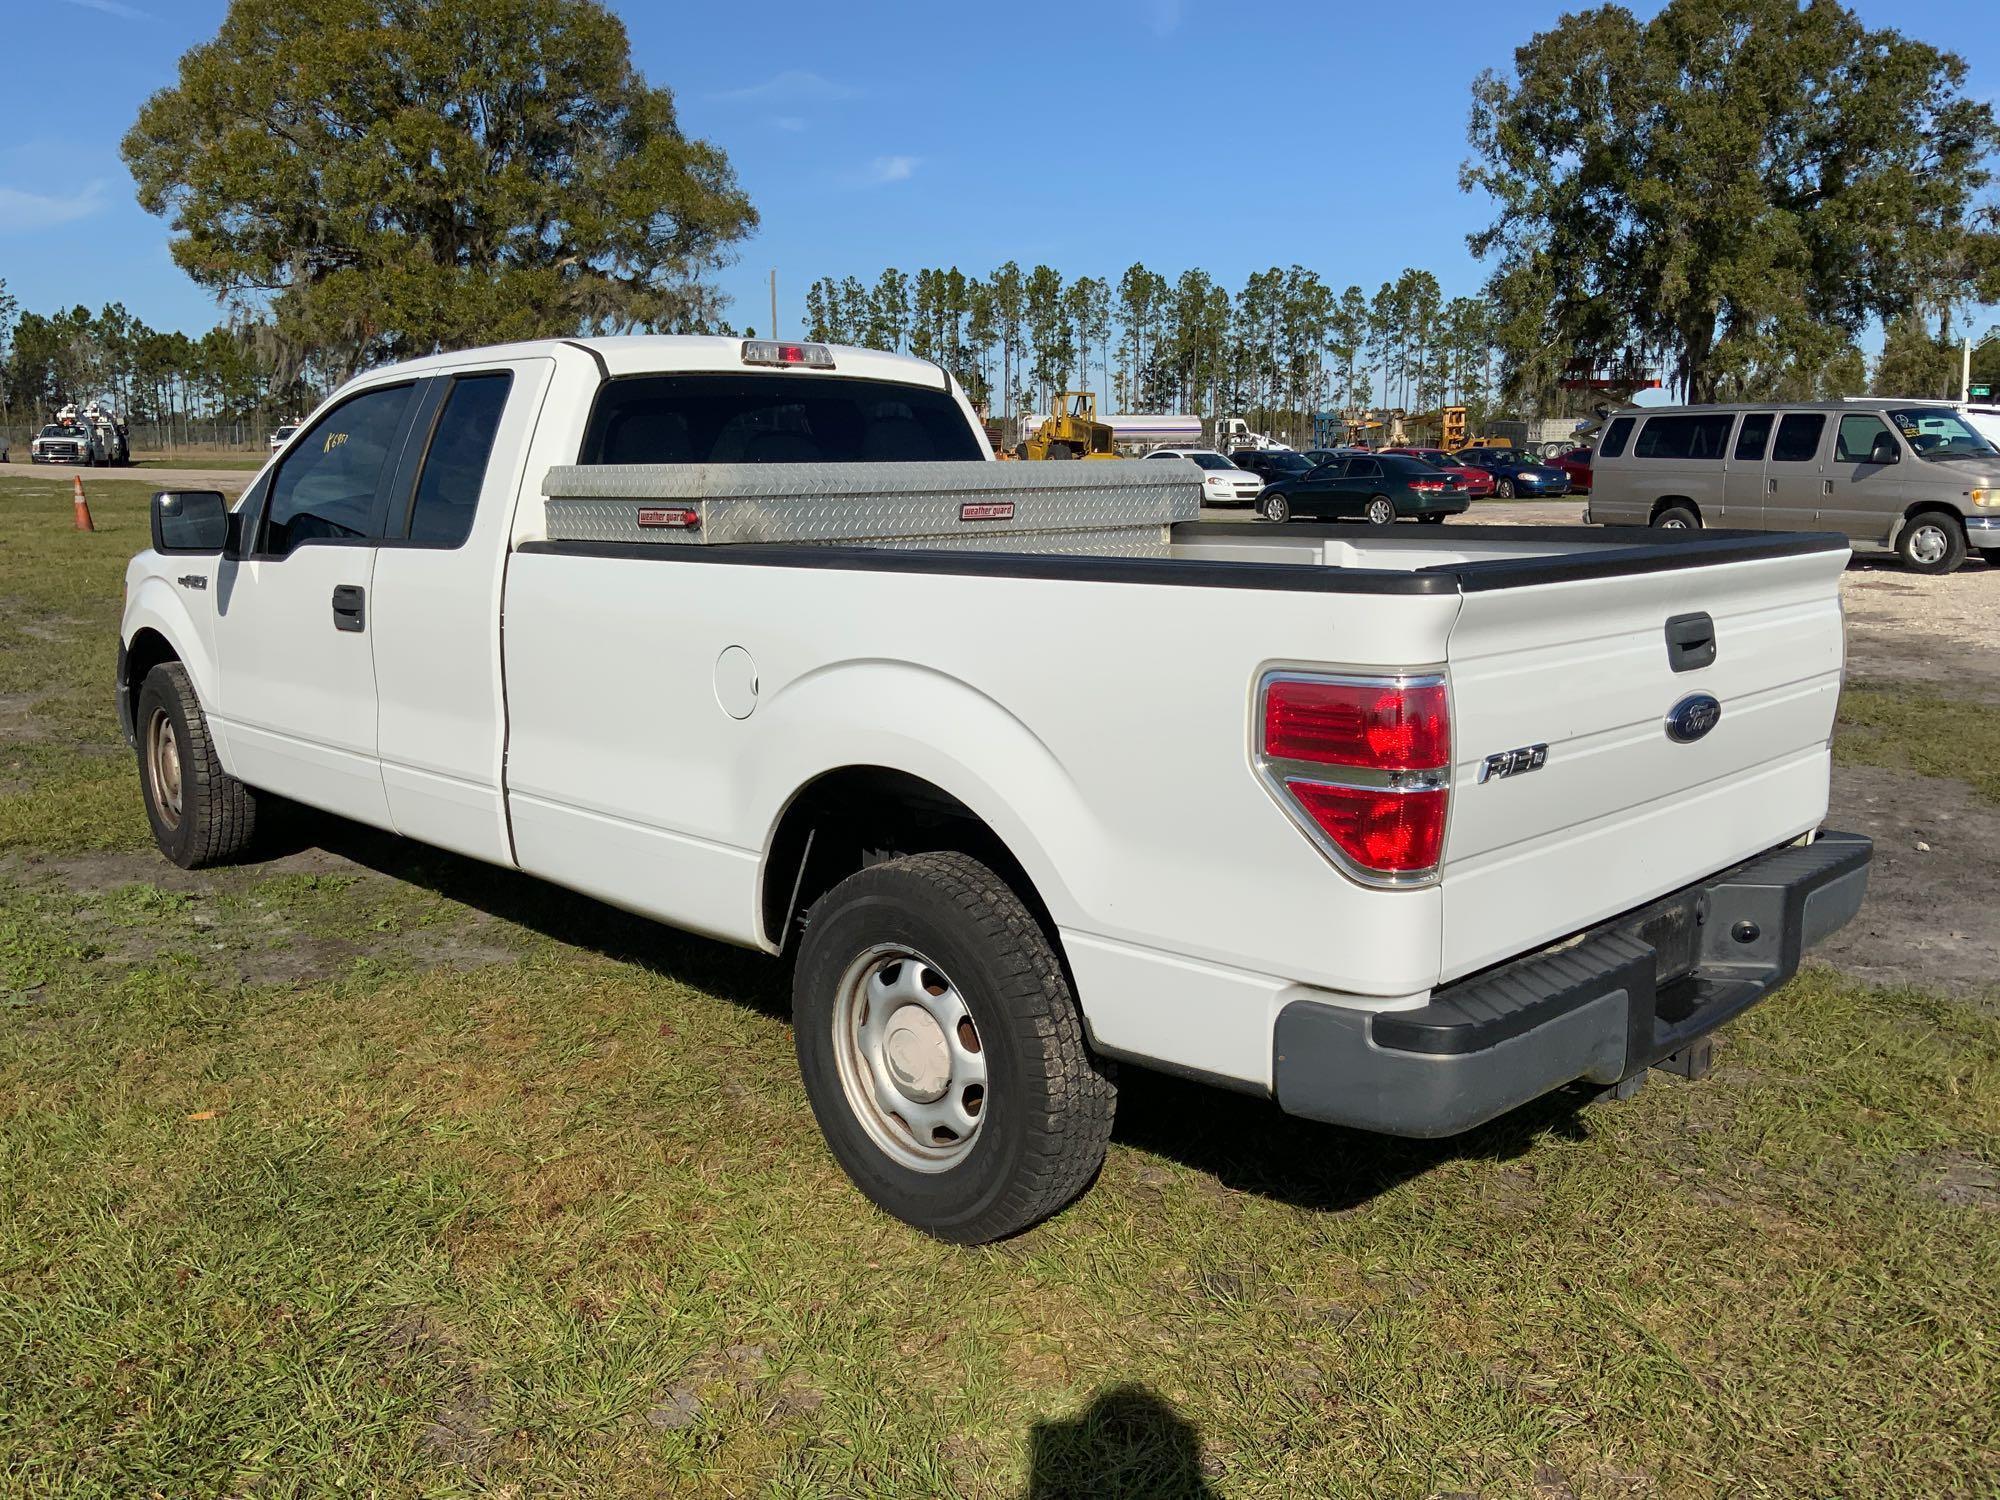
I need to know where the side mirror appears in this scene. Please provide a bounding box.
[152,490,231,553]
[1868,434,1900,464]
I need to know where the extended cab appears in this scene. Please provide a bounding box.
[120,336,1871,1242]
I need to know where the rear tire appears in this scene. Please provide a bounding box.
[136,661,259,869]
[1365,495,1395,525]
[792,851,1116,1243]
[1261,492,1290,523]
[1653,504,1700,532]
[1896,510,1966,575]
[1419,513,1448,525]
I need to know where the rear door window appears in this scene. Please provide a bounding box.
[402,373,513,547]
[1771,413,1827,463]
[261,383,416,556]
[580,374,982,464]
[1733,413,1774,462]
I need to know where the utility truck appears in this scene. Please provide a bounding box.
[121,335,1870,1242]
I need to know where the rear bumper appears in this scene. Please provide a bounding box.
[1273,831,1871,1137]
[1403,494,1471,517]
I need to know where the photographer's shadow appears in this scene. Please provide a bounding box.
[1025,1384,1218,1499]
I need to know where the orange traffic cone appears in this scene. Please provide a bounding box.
[72,474,95,532]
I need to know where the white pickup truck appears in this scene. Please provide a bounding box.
[121,336,1871,1242]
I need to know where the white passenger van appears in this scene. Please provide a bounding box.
[1588,398,2000,573]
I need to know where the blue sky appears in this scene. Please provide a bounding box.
[3,0,1997,352]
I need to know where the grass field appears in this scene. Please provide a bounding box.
[2,479,1997,1497]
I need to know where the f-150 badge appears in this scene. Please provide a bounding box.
[1479,744,1547,782]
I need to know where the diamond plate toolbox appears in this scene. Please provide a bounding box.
[539,460,1199,554]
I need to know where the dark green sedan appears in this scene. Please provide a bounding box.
[1256,452,1471,524]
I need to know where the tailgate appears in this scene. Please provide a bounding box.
[1438,546,1848,981]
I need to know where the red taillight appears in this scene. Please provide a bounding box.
[1263,677,1449,772]
[1260,673,1451,879]
[1410,477,1443,492]
[1286,780,1447,873]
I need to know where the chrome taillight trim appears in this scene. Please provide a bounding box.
[1252,668,1451,889]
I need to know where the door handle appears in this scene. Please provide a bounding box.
[1766,478,1777,494]
[331,584,366,633]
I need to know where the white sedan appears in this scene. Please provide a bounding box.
[267,423,299,453]
[1145,447,1264,506]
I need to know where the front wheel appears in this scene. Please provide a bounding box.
[136,661,260,868]
[1897,511,1966,574]
[1261,492,1290,523]
[792,851,1116,1243]
[1495,478,1515,499]
[1365,495,1395,525]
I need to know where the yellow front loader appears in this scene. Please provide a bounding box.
[1019,391,1120,460]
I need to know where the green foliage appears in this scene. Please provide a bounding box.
[1465,0,2000,405]
[122,0,757,376]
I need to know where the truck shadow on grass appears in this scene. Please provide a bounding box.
[282,811,1589,1220]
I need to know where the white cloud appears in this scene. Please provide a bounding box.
[0,180,108,234]
[59,0,153,18]
[864,155,919,185]
[709,70,858,104]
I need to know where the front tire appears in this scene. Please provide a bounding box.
[1365,495,1395,525]
[136,661,259,868]
[1495,478,1515,499]
[792,851,1116,1243]
[1260,492,1290,523]
[1896,511,1966,575]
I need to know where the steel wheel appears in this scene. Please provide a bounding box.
[832,944,988,1173]
[145,706,183,832]
[1907,521,1948,566]
[1366,496,1395,525]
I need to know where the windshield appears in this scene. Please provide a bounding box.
[38,424,82,438]
[1886,408,1998,460]
[1187,451,1235,470]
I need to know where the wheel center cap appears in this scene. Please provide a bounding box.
[883,1006,950,1102]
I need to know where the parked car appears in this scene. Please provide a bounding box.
[1145,447,1263,506]
[267,423,300,453]
[1300,447,1368,468]
[1257,451,1470,525]
[1452,446,1572,498]
[28,422,99,465]
[1228,448,1316,487]
[1586,399,2000,573]
[1548,446,1594,494]
[119,334,1869,1241]
[1380,447,1498,498]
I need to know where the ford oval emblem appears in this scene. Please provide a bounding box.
[1666,693,1722,743]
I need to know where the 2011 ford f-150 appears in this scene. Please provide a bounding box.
[120,335,1871,1242]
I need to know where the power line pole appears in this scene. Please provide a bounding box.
[770,270,779,343]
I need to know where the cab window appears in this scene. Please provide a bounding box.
[261,384,415,556]
[1834,414,1892,464]
[403,373,513,547]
